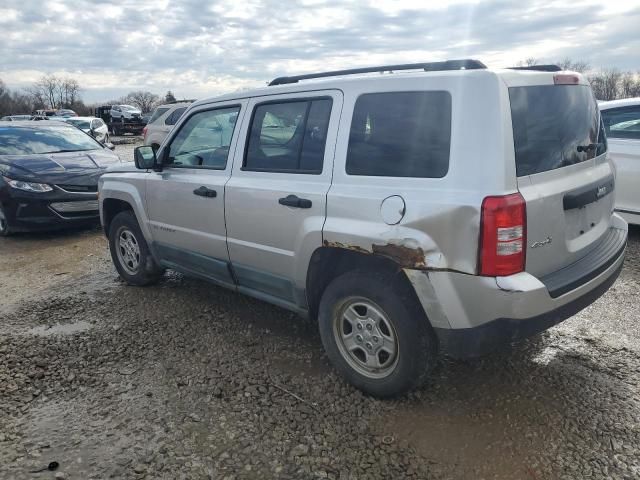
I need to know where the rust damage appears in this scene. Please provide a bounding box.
[372,243,427,268]
[324,239,428,268]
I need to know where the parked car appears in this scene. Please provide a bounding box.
[110,105,142,122]
[99,60,627,397]
[599,98,640,225]
[0,122,120,235]
[64,116,110,143]
[143,102,191,150]
[1,115,32,121]
[55,109,78,118]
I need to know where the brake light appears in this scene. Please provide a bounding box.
[479,193,526,276]
[142,126,148,140]
[554,74,580,85]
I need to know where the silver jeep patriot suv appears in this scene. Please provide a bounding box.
[99,60,627,397]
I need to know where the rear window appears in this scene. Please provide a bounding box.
[510,85,605,177]
[346,91,451,178]
[149,107,170,124]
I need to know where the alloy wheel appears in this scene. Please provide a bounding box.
[115,227,141,275]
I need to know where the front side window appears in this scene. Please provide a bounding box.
[166,106,240,169]
[165,107,187,126]
[602,106,640,140]
[244,98,332,173]
[346,91,451,178]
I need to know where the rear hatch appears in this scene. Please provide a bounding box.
[507,74,614,278]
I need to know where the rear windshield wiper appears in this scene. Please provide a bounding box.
[576,143,603,153]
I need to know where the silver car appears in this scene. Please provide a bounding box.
[599,98,640,225]
[64,116,110,143]
[99,60,627,397]
[143,102,191,150]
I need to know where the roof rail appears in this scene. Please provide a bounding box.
[268,59,487,86]
[508,65,562,72]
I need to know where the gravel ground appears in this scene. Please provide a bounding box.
[0,142,638,479]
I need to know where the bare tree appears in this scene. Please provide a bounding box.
[589,69,622,101]
[165,91,176,103]
[123,90,160,113]
[620,72,640,99]
[556,58,590,73]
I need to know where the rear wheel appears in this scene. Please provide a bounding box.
[108,211,164,285]
[0,205,12,237]
[318,270,437,397]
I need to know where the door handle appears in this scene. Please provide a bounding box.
[278,194,312,209]
[193,186,217,198]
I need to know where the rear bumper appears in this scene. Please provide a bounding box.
[406,218,628,358]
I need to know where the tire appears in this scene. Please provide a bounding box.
[318,270,437,397]
[108,211,164,286]
[0,205,12,237]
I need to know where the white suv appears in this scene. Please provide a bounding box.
[110,105,142,122]
[143,102,191,150]
[599,98,640,225]
[99,60,627,397]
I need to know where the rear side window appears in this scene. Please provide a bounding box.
[244,98,332,174]
[602,106,640,140]
[165,107,187,126]
[509,85,605,177]
[149,107,169,124]
[346,91,451,178]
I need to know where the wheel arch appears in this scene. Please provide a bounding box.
[305,246,428,323]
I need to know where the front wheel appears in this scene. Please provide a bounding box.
[0,205,12,237]
[318,270,437,397]
[108,211,164,285]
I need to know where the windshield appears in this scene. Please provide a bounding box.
[0,125,103,155]
[66,119,91,129]
[510,85,604,177]
[121,105,138,111]
[149,107,170,124]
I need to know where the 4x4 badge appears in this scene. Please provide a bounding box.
[531,237,552,248]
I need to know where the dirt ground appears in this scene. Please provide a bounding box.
[1,142,639,479]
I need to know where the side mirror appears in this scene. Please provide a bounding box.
[89,128,96,137]
[134,146,158,170]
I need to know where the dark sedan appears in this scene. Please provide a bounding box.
[0,122,121,235]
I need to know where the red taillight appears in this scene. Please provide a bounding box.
[142,126,148,140]
[479,193,526,276]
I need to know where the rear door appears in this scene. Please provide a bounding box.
[508,78,615,277]
[225,91,341,309]
[601,104,640,219]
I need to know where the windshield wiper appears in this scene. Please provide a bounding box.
[576,143,603,153]
[41,148,95,154]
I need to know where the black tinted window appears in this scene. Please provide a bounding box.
[244,98,332,173]
[346,92,451,178]
[165,107,187,126]
[510,85,602,176]
[602,106,640,140]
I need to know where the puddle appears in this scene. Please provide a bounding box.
[28,321,93,336]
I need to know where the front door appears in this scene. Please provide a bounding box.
[146,102,245,287]
[225,91,342,309]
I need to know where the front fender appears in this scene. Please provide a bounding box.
[99,173,152,242]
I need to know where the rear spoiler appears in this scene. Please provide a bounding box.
[508,65,562,72]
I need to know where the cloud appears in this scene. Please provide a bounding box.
[0,0,638,103]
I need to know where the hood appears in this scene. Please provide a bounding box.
[0,149,121,186]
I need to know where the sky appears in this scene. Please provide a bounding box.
[1,0,639,103]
